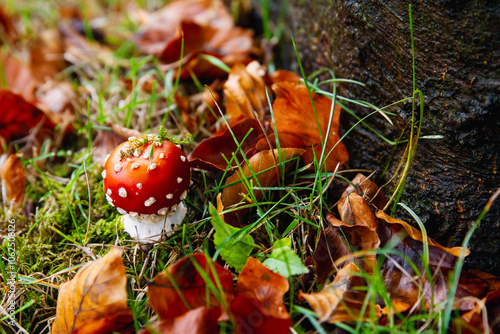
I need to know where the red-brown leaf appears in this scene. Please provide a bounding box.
[271,81,349,171]
[0,154,26,206]
[188,118,270,172]
[147,253,234,320]
[231,257,291,334]
[140,306,221,334]
[337,192,378,230]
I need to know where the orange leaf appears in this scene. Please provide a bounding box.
[337,192,378,230]
[376,210,469,257]
[300,262,381,323]
[224,61,267,122]
[148,253,234,320]
[231,257,291,333]
[53,247,133,334]
[271,82,349,171]
[221,148,304,224]
[268,70,301,85]
[0,154,26,206]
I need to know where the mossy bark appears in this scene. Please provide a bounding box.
[288,0,500,273]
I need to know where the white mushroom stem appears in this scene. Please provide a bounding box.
[121,202,187,243]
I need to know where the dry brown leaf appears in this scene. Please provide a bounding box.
[0,6,17,42]
[0,154,26,206]
[300,262,381,323]
[135,0,253,78]
[342,173,387,210]
[147,253,234,320]
[29,29,64,84]
[221,148,304,224]
[338,192,378,230]
[53,247,133,334]
[376,210,468,257]
[271,82,349,171]
[0,52,36,101]
[224,61,267,122]
[230,257,291,333]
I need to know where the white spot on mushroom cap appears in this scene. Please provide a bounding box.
[106,194,114,206]
[155,141,162,147]
[132,163,140,169]
[114,164,122,172]
[105,154,111,163]
[180,190,187,200]
[106,189,112,195]
[180,155,186,162]
[137,183,143,189]
[158,207,169,215]
[159,153,165,159]
[119,187,127,198]
[145,197,156,207]
[101,170,106,179]
[128,136,136,141]
[149,163,157,170]
[133,148,142,157]
[117,207,127,215]
[177,177,183,183]
[166,193,173,199]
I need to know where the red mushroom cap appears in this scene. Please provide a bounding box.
[102,137,190,215]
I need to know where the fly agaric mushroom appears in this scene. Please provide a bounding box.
[102,133,190,242]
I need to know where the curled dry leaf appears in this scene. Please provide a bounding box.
[271,81,349,171]
[300,262,381,323]
[376,210,468,257]
[29,29,64,84]
[337,192,378,230]
[188,118,270,172]
[53,247,133,334]
[147,253,234,320]
[231,257,291,334]
[325,213,380,272]
[224,61,267,122]
[221,148,304,224]
[342,173,387,210]
[0,154,26,206]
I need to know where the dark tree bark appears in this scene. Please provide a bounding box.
[287,0,500,273]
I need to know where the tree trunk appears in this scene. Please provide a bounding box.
[287,0,500,274]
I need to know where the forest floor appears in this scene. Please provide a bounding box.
[0,1,499,333]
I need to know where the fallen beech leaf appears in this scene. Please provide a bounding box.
[36,81,75,130]
[140,306,221,334]
[209,202,256,271]
[92,129,127,166]
[376,210,468,257]
[224,61,267,122]
[0,52,36,100]
[268,70,301,85]
[221,148,304,223]
[271,82,349,171]
[338,192,378,230]
[0,90,53,142]
[188,118,270,172]
[30,29,64,84]
[312,225,352,284]
[0,154,26,206]
[231,257,291,334]
[148,253,234,320]
[300,262,381,323]
[53,247,133,334]
[135,0,253,78]
[342,173,387,210]
[325,213,380,272]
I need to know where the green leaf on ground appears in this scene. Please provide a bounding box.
[263,238,309,278]
[209,203,255,272]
